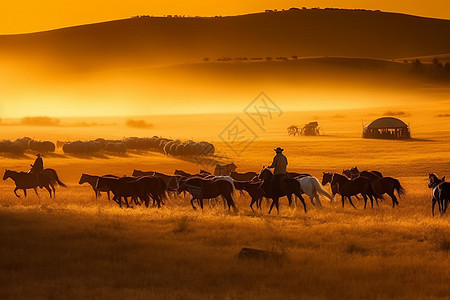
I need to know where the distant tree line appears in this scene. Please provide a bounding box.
[132,7,382,20]
[408,58,450,80]
[208,56,299,62]
[265,7,381,13]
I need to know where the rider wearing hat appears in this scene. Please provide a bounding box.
[268,147,288,174]
[30,153,44,174]
[268,147,288,195]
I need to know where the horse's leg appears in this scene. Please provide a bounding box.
[298,194,307,213]
[156,196,161,208]
[23,189,27,198]
[44,186,52,198]
[341,195,345,208]
[363,194,367,209]
[51,184,56,198]
[199,198,204,210]
[14,187,20,197]
[388,192,397,208]
[348,196,357,209]
[440,198,447,214]
[275,197,280,214]
[33,188,39,198]
[268,199,275,214]
[124,197,130,208]
[368,193,374,208]
[372,192,380,206]
[190,197,197,210]
[287,194,293,208]
[250,197,256,212]
[432,198,436,216]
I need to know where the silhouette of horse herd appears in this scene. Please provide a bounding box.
[2,162,449,216]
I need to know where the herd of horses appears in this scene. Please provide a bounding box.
[2,163,449,215]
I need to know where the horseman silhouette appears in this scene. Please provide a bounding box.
[268,147,288,195]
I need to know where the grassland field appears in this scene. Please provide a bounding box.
[0,106,449,299]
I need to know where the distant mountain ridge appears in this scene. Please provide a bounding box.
[1,9,450,72]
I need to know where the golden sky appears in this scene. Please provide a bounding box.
[0,0,449,34]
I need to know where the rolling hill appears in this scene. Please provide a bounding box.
[1,9,450,72]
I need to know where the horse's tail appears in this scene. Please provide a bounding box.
[218,176,235,196]
[45,169,67,187]
[394,179,406,198]
[369,180,384,200]
[311,177,334,201]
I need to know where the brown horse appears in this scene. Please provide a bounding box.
[96,176,166,208]
[343,167,383,179]
[347,170,404,208]
[178,177,238,212]
[230,171,258,182]
[233,180,265,211]
[3,169,66,198]
[214,162,237,176]
[258,168,306,214]
[133,170,180,191]
[79,173,118,199]
[323,172,374,209]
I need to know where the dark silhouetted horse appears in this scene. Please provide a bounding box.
[3,168,66,198]
[178,177,238,212]
[233,180,265,211]
[96,176,166,208]
[79,173,118,199]
[343,167,383,179]
[347,169,404,208]
[322,172,373,209]
[428,173,449,215]
[258,168,306,214]
[214,162,237,176]
[230,171,258,182]
[133,170,180,192]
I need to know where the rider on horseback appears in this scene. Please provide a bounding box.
[30,153,44,174]
[28,153,44,185]
[268,147,288,194]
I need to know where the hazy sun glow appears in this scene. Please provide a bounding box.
[0,1,449,119]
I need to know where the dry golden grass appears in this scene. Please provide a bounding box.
[0,107,449,299]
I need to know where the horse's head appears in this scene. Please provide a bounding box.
[132,169,141,177]
[78,173,87,185]
[342,169,352,178]
[3,169,10,181]
[177,180,189,195]
[322,172,333,185]
[428,173,442,188]
[351,166,359,173]
[230,162,237,171]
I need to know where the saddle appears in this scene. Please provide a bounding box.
[272,174,289,195]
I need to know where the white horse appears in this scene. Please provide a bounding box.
[295,176,334,207]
